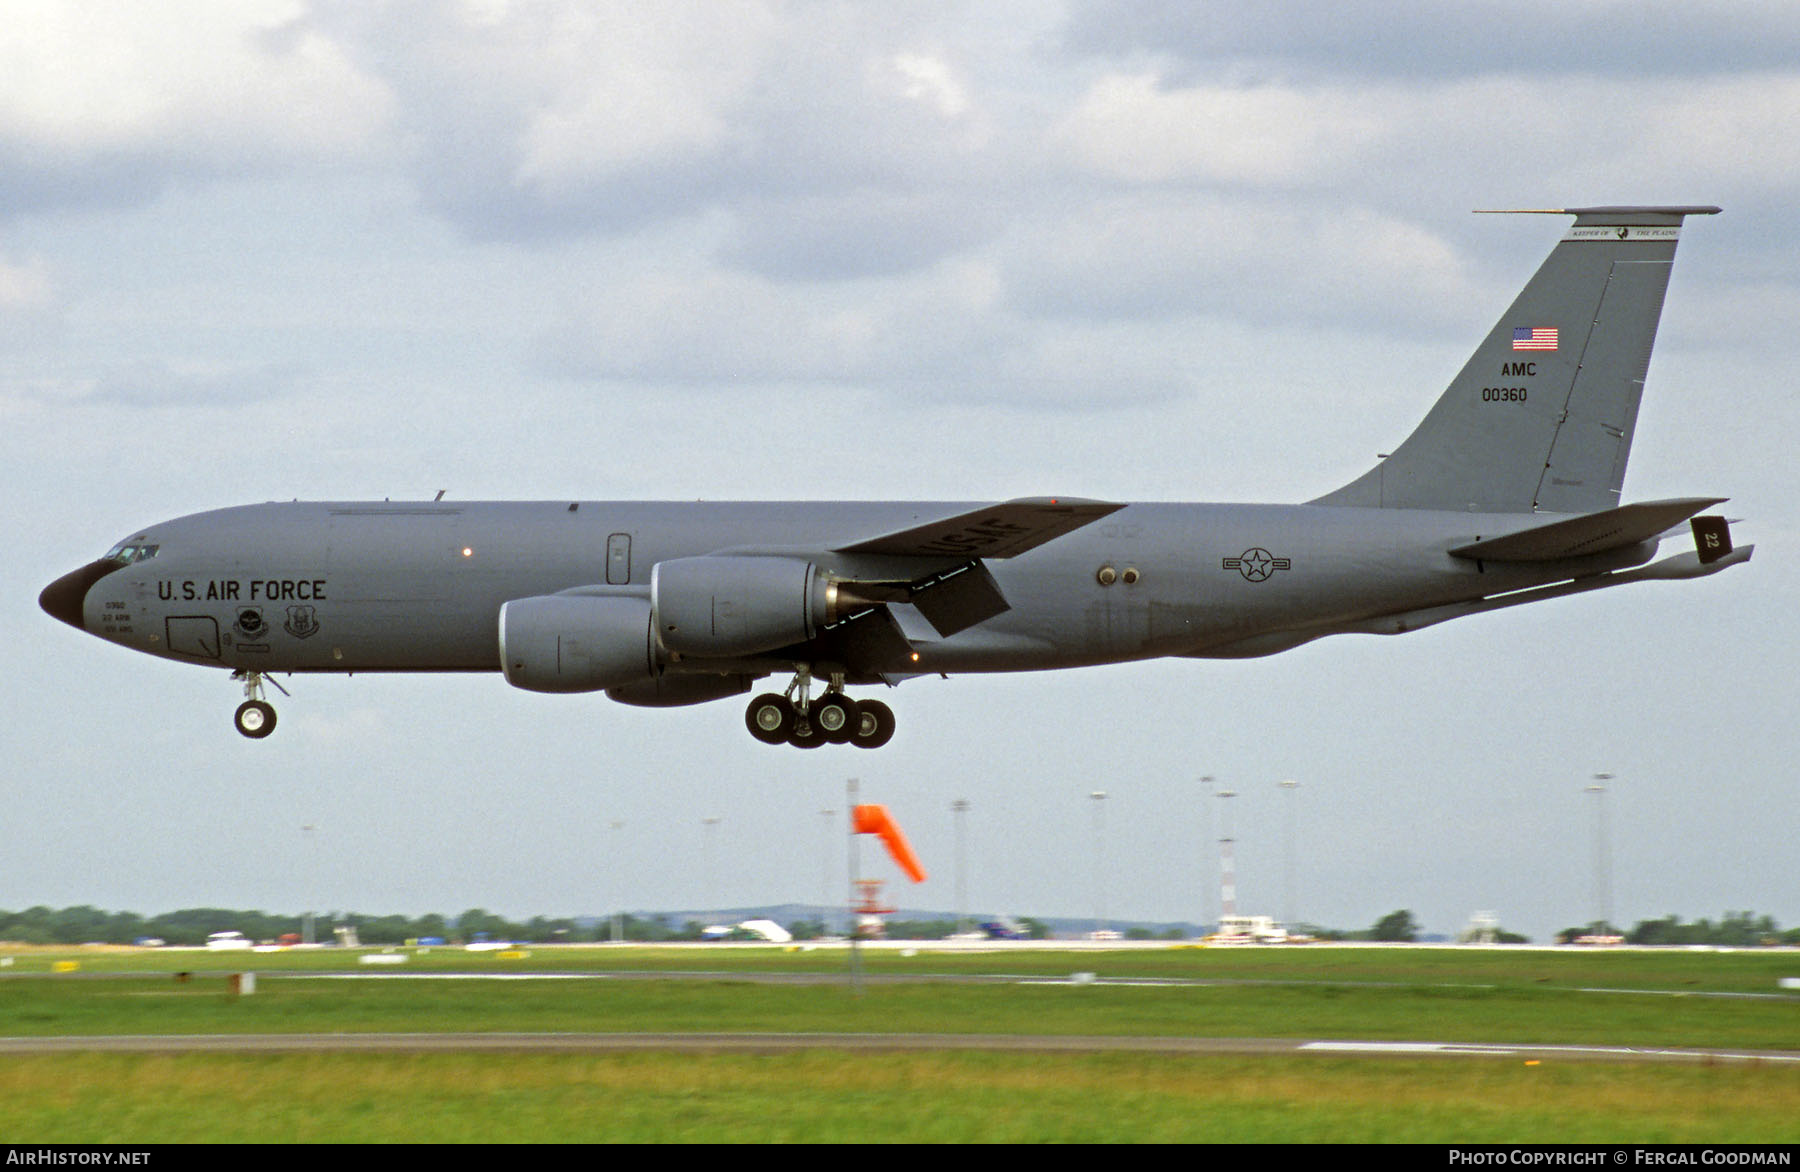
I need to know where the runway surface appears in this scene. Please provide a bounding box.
[0,1032,1794,1064]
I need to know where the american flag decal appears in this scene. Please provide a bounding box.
[1513,326,1558,351]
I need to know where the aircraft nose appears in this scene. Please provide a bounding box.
[39,560,113,632]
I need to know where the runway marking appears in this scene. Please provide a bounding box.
[1301,1041,1800,1064]
[1305,1042,1516,1055]
[245,971,1799,1000]
[291,972,601,980]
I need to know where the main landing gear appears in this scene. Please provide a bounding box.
[744,667,895,750]
[230,670,288,739]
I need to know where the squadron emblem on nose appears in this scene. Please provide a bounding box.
[1222,548,1291,582]
[284,604,320,639]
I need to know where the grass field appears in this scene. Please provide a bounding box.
[2,942,1796,1143]
[5,1051,1796,1143]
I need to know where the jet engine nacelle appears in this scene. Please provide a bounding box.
[498,594,656,693]
[650,555,832,658]
[606,674,757,708]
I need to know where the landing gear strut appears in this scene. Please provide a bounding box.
[742,666,895,749]
[230,670,286,739]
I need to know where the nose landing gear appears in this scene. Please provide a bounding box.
[230,670,288,739]
[743,666,895,749]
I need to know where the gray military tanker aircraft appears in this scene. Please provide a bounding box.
[40,206,1750,748]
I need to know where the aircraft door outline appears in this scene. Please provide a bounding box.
[606,533,632,585]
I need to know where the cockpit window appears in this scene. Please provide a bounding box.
[103,541,159,565]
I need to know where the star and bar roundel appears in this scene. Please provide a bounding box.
[1222,548,1291,582]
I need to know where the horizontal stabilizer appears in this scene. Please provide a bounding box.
[1449,497,1725,562]
[837,497,1122,559]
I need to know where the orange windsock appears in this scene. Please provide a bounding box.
[852,804,927,883]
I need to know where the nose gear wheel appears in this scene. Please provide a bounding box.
[229,670,287,739]
[234,699,276,738]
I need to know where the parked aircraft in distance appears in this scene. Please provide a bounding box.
[41,206,1749,749]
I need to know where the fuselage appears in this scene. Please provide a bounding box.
[37,208,1742,748]
[43,498,1648,680]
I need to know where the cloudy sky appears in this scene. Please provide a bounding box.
[6,1,1794,941]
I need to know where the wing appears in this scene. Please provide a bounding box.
[834,497,1123,559]
[793,497,1123,667]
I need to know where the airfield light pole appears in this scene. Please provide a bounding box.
[1089,790,1108,938]
[301,823,317,946]
[1217,789,1238,921]
[702,816,722,927]
[1586,774,1614,934]
[1198,775,1214,936]
[952,799,971,936]
[820,807,836,934]
[846,778,862,994]
[1279,779,1299,929]
[610,820,626,943]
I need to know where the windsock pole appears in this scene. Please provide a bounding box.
[846,777,862,995]
[845,783,930,994]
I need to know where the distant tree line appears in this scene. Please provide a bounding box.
[2,905,1797,946]
[1556,911,1800,947]
[0,906,614,947]
[0,906,1047,946]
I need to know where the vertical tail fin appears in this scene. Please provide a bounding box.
[1313,206,1718,513]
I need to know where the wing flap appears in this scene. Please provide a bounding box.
[819,604,916,673]
[909,560,1009,637]
[1449,497,1725,562]
[833,560,1011,638]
